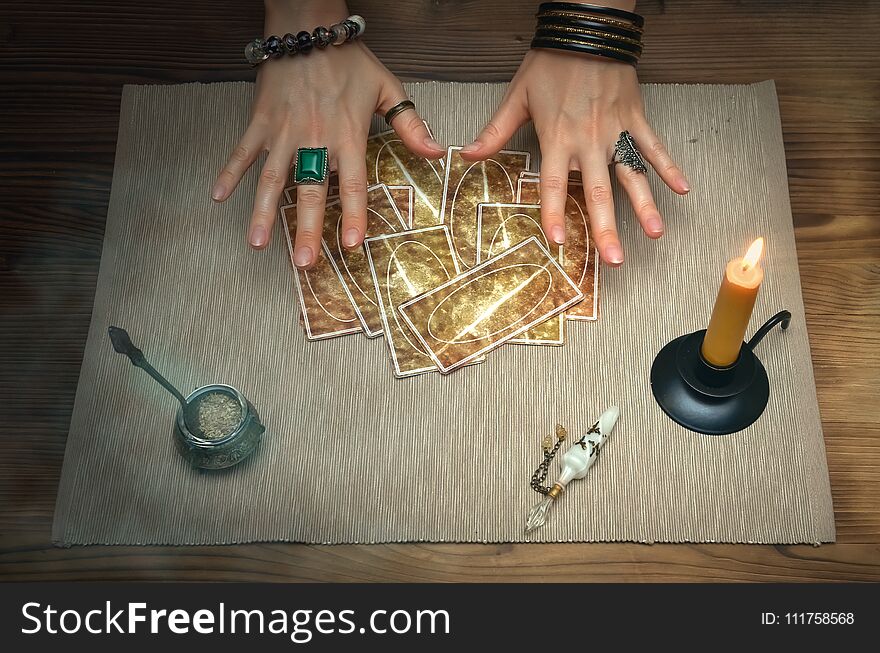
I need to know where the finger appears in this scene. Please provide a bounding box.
[630,122,690,194]
[379,88,445,160]
[614,163,664,239]
[537,149,570,246]
[387,106,445,159]
[212,125,264,202]
[293,177,329,269]
[581,152,623,266]
[460,85,528,161]
[248,142,294,250]
[336,145,368,249]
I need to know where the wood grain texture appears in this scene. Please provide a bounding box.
[1,0,878,581]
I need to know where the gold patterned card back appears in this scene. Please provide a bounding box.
[517,176,600,321]
[440,146,531,270]
[386,185,414,228]
[398,237,584,373]
[365,131,445,229]
[476,203,564,346]
[322,184,407,337]
[280,204,362,340]
[365,226,481,378]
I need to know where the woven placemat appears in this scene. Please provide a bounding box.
[52,80,834,545]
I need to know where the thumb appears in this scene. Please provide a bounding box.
[460,86,528,161]
[378,80,446,159]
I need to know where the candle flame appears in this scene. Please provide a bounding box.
[742,238,764,271]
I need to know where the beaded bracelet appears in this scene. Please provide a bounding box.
[531,3,644,66]
[244,15,366,66]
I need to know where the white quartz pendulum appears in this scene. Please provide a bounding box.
[525,406,620,533]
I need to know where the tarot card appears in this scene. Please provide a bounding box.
[398,237,583,373]
[440,146,531,270]
[322,184,407,337]
[365,130,445,229]
[386,185,414,228]
[516,176,599,321]
[280,204,362,340]
[288,176,408,222]
[476,203,564,345]
[365,225,482,378]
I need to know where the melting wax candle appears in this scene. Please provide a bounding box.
[701,238,765,367]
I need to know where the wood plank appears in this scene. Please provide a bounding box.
[1,535,878,582]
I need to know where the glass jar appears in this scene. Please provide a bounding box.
[173,384,265,470]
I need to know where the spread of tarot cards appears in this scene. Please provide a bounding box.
[279,129,600,379]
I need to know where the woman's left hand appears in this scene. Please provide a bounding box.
[460,48,689,267]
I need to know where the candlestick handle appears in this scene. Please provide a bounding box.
[747,311,792,352]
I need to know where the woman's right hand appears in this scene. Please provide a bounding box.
[211,0,445,268]
[462,48,688,267]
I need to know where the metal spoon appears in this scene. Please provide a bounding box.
[107,326,199,433]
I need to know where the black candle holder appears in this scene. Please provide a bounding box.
[650,310,792,435]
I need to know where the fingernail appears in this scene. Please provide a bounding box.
[551,225,566,245]
[680,175,691,193]
[343,228,361,248]
[460,142,479,154]
[646,216,664,236]
[605,244,624,265]
[293,246,313,268]
[249,226,268,248]
[423,136,444,151]
[211,182,226,201]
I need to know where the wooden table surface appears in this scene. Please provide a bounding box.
[1,0,878,582]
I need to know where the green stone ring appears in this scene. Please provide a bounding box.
[293,147,329,185]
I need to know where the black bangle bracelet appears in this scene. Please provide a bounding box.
[536,14,643,40]
[535,31,641,59]
[537,9,642,33]
[534,26,642,53]
[530,36,639,65]
[535,18,641,45]
[537,2,644,28]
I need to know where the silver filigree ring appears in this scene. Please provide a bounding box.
[613,130,647,173]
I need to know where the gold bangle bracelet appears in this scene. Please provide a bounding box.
[532,35,641,60]
[536,23,642,47]
[536,10,644,33]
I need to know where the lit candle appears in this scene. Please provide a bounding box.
[701,238,765,367]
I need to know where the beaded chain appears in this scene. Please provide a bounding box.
[530,424,568,496]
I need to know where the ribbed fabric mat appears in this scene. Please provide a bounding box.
[52,80,835,545]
